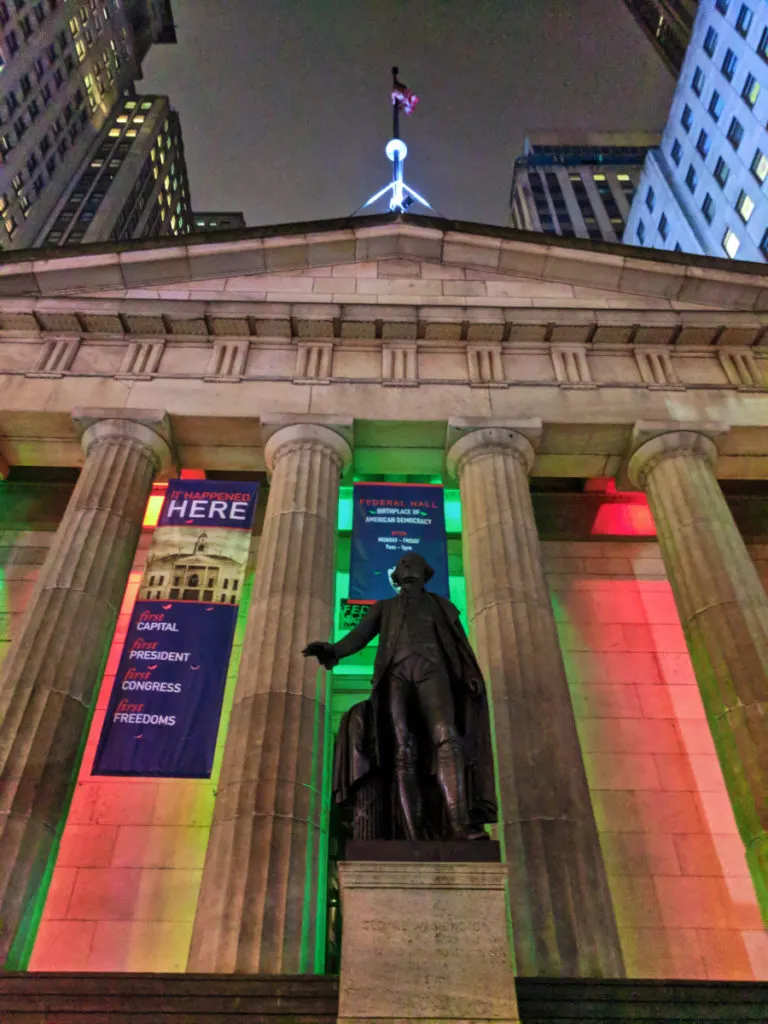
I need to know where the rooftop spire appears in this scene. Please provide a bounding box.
[360,67,433,215]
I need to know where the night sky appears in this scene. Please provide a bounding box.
[141,0,675,229]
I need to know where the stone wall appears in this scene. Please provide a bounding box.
[547,539,767,980]
[28,514,259,972]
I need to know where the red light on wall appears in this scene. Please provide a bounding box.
[591,499,656,536]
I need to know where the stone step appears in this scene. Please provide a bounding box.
[0,972,339,1022]
[516,977,768,1022]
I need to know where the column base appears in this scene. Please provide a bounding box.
[338,860,519,1024]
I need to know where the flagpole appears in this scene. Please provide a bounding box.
[391,65,401,141]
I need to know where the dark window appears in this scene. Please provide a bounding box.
[742,72,760,108]
[674,243,682,251]
[709,89,724,121]
[5,27,18,53]
[721,48,737,80]
[685,164,698,193]
[19,13,32,38]
[696,129,711,158]
[645,186,655,211]
[760,26,768,62]
[736,3,753,36]
[671,138,683,165]
[681,103,693,132]
[45,153,55,174]
[702,193,715,223]
[759,228,768,258]
[0,2,8,26]
[19,72,30,96]
[659,213,669,241]
[727,116,744,149]
[715,0,729,11]
[637,220,646,244]
[692,66,705,96]
[704,26,718,57]
[714,155,730,187]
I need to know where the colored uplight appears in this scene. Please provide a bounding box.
[586,478,656,537]
[142,490,166,528]
[591,501,656,536]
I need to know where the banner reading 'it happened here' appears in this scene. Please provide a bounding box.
[93,480,258,778]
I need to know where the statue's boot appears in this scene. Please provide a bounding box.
[395,738,423,840]
[436,736,483,839]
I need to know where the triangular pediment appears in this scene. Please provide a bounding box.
[1,216,767,314]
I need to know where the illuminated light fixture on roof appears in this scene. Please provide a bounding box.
[360,66,433,215]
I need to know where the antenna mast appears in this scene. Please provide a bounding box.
[360,67,432,215]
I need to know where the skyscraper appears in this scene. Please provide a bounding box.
[625,0,768,261]
[622,0,698,75]
[510,131,660,243]
[0,0,176,250]
[38,92,192,245]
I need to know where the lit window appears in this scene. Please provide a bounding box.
[164,174,170,189]
[124,100,136,108]
[141,100,152,109]
[702,193,715,224]
[132,114,144,123]
[721,48,737,81]
[714,155,730,187]
[685,164,698,193]
[681,104,693,132]
[736,3,753,36]
[742,72,760,108]
[722,227,740,258]
[108,127,120,136]
[671,138,682,165]
[75,37,86,61]
[727,116,744,150]
[736,189,755,222]
[751,149,768,182]
[659,213,669,241]
[116,113,128,122]
[637,220,646,244]
[125,128,136,137]
[696,129,710,158]
[692,66,705,96]
[645,186,655,211]
[171,214,176,228]
[708,89,724,121]
[90,158,103,167]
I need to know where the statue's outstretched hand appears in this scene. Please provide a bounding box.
[302,641,338,670]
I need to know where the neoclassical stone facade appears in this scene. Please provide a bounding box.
[0,215,766,983]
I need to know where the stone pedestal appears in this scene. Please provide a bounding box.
[446,425,624,978]
[0,416,171,967]
[629,427,768,920]
[188,423,352,974]
[338,859,519,1024]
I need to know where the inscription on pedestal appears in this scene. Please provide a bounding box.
[338,860,519,1024]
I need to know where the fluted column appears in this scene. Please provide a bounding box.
[447,426,624,978]
[629,428,768,920]
[188,423,351,974]
[0,416,171,967]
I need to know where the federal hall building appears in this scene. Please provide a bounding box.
[0,214,767,1022]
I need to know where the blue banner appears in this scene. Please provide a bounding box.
[93,480,259,778]
[349,483,449,601]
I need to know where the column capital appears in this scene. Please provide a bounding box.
[627,421,726,489]
[264,422,352,476]
[73,409,174,476]
[446,420,541,480]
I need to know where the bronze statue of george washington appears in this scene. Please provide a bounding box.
[303,551,496,842]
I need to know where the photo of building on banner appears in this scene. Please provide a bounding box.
[93,480,259,778]
[349,482,449,602]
